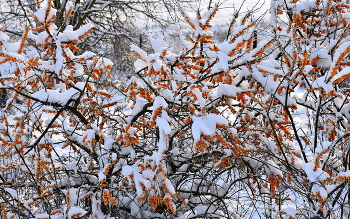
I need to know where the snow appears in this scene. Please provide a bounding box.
[153,96,168,110]
[33,0,57,23]
[257,59,284,76]
[65,1,74,12]
[75,23,93,39]
[180,34,194,50]
[2,42,20,53]
[326,184,338,194]
[160,89,174,102]
[217,51,231,71]
[155,110,172,164]
[67,206,87,218]
[130,201,141,218]
[217,41,236,55]
[312,184,328,199]
[217,83,243,97]
[156,117,171,135]
[265,160,283,177]
[59,25,77,42]
[331,66,350,83]
[312,76,333,93]
[310,49,332,69]
[0,31,10,42]
[191,88,206,108]
[329,41,350,78]
[142,169,155,179]
[134,59,148,71]
[195,205,209,215]
[288,1,315,13]
[147,54,162,71]
[130,44,147,60]
[304,163,329,183]
[57,23,93,42]
[104,135,115,150]
[269,1,281,28]
[164,178,175,194]
[31,87,81,105]
[68,187,78,206]
[243,157,263,169]
[4,188,18,199]
[282,207,296,217]
[147,33,166,54]
[35,214,50,218]
[338,170,350,177]
[126,97,148,124]
[191,114,228,142]
[55,38,63,74]
[252,68,281,94]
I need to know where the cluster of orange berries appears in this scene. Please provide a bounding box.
[102,190,117,206]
